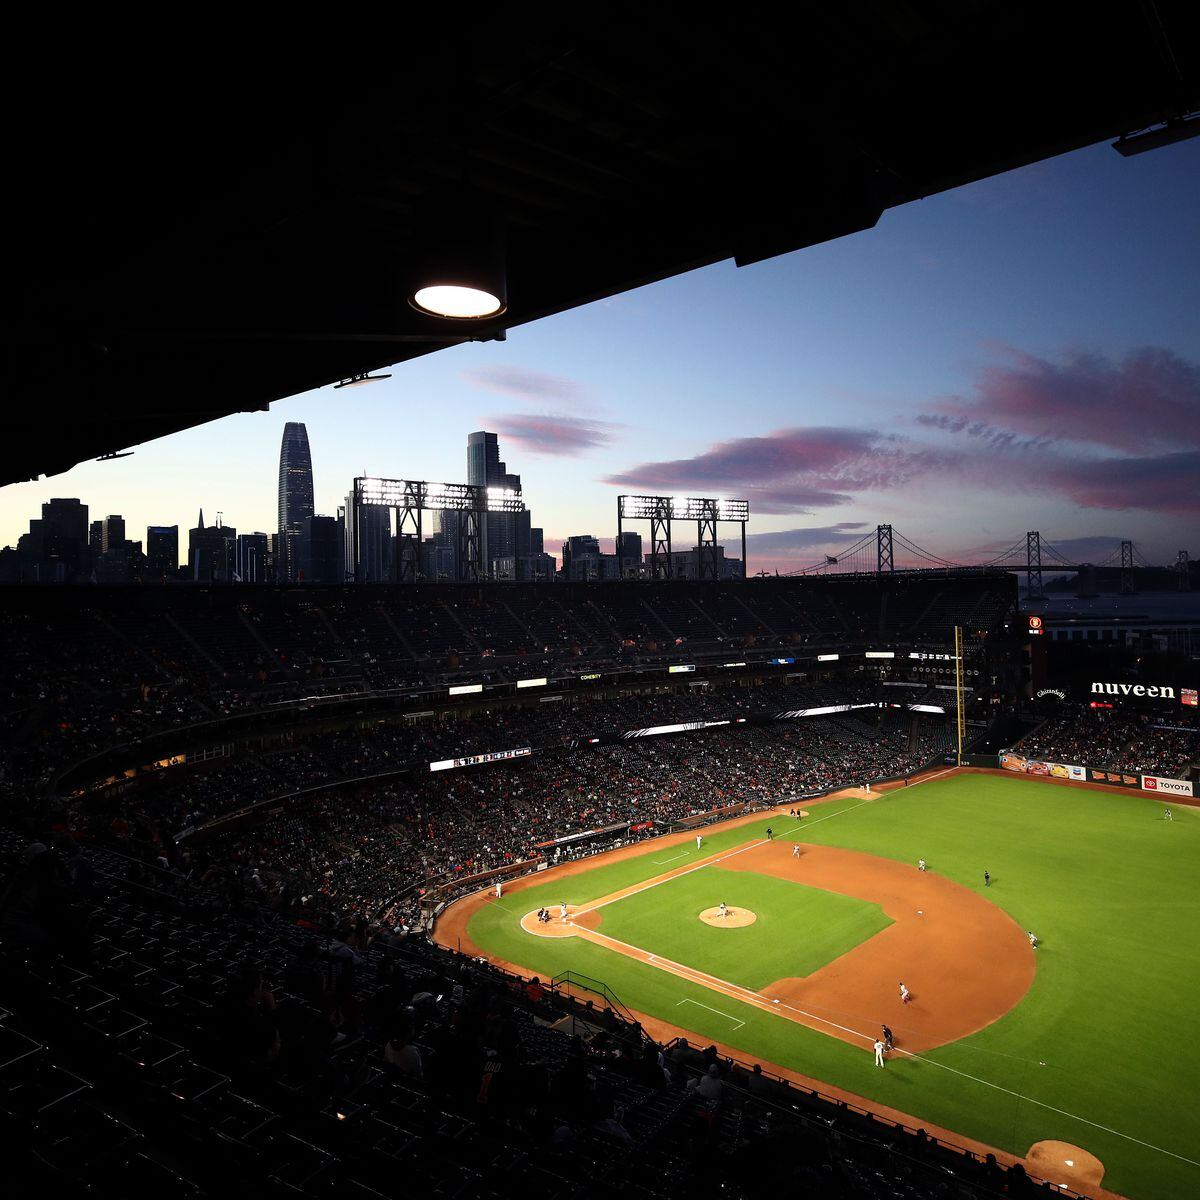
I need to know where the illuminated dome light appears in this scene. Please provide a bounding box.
[410,284,506,320]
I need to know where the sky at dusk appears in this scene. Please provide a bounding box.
[2,138,1197,574]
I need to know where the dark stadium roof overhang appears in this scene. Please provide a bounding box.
[5,6,1199,487]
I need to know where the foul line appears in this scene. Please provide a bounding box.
[652,851,689,865]
[582,920,1197,1170]
[893,1048,1200,1169]
[677,998,745,1029]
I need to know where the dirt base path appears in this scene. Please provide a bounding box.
[512,835,1032,1054]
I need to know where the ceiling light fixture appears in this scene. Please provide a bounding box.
[407,191,507,320]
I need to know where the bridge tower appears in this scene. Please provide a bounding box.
[1120,540,1135,595]
[876,525,894,575]
[1178,550,1192,592]
[1025,531,1044,600]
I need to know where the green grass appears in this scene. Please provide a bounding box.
[598,865,891,988]
[465,777,1200,1200]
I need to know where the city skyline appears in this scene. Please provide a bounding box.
[0,139,1196,573]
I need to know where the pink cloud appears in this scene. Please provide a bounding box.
[604,427,946,514]
[463,365,590,406]
[487,412,617,456]
[928,346,1200,453]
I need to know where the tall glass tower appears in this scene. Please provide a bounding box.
[467,430,521,575]
[277,422,314,582]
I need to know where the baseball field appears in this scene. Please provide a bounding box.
[436,769,1199,1200]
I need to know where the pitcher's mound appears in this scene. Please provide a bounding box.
[699,906,757,928]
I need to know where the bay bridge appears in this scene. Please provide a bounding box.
[781,525,1191,598]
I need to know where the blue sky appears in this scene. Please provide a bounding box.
[2,138,1197,572]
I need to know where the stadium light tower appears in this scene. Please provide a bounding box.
[617,495,750,580]
[351,476,523,583]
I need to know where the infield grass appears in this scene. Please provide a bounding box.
[465,775,1200,1200]
[598,866,891,988]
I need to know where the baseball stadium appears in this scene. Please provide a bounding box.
[3,15,1200,1200]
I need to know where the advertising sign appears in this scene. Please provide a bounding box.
[1141,775,1194,798]
[1087,768,1141,789]
[430,747,531,772]
[999,753,1085,780]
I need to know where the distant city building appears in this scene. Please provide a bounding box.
[343,495,391,582]
[468,430,522,577]
[561,535,601,580]
[616,531,643,577]
[146,526,179,579]
[277,422,314,583]
[665,545,741,580]
[100,515,126,552]
[18,498,89,580]
[298,515,342,584]
[188,510,236,582]
[95,541,144,583]
[495,552,557,582]
[236,532,270,583]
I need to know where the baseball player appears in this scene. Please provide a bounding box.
[765,826,774,841]
[560,902,568,923]
[1165,808,1173,822]
[984,869,991,887]
[718,902,728,920]
[899,981,911,1004]
[882,1024,894,1051]
[873,1039,886,1067]
[1027,930,1038,950]
[495,880,503,900]
[918,858,927,872]
[696,834,703,850]
[792,844,801,858]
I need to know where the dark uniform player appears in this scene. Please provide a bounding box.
[984,869,991,887]
[882,1024,894,1051]
[766,826,774,841]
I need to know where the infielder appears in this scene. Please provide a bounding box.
[696,834,703,850]
[873,1039,886,1067]
[792,844,801,858]
[918,858,927,872]
[899,981,911,1004]
[1027,930,1038,950]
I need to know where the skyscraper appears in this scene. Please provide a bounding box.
[146,526,179,579]
[467,430,521,577]
[277,422,314,583]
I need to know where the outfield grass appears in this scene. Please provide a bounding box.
[465,777,1200,1200]
[598,865,891,988]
